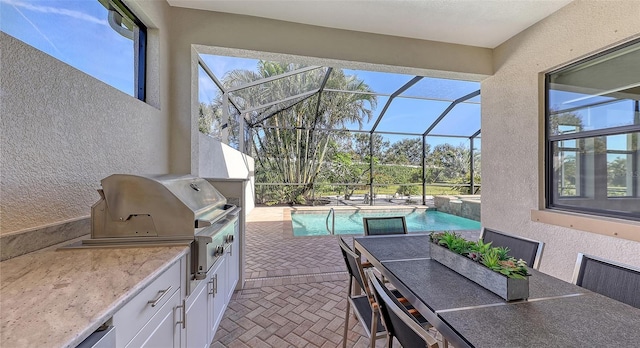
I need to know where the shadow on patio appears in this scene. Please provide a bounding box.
[212,207,473,347]
[211,206,366,347]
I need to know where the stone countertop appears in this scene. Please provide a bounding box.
[0,244,190,348]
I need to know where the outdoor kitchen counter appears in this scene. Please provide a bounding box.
[0,244,190,348]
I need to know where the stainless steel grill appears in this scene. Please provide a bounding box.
[83,174,239,280]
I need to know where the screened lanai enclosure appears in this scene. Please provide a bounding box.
[197,53,481,206]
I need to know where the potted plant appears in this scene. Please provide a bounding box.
[429,231,530,300]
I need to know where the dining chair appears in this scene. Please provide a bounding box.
[365,268,440,348]
[363,216,407,236]
[338,237,432,347]
[480,228,544,269]
[572,253,640,309]
[338,236,386,347]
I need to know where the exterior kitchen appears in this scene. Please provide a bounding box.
[2,0,256,346]
[2,0,640,347]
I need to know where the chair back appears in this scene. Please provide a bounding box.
[338,237,367,293]
[480,228,544,269]
[365,269,438,348]
[363,216,408,236]
[573,253,640,309]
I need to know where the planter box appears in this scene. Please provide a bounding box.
[430,243,529,301]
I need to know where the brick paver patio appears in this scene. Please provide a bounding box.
[212,206,473,347]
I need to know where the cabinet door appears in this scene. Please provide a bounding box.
[126,289,181,348]
[185,279,209,348]
[208,257,227,343]
[225,222,240,301]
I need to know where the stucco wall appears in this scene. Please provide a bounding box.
[198,133,255,180]
[0,0,176,235]
[482,0,640,281]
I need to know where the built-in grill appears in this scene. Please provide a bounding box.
[83,174,239,280]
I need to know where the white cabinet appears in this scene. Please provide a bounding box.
[208,256,227,342]
[224,219,240,302]
[111,221,241,348]
[113,257,185,348]
[184,256,228,348]
[184,276,209,348]
[185,224,237,348]
[126,289,182,348]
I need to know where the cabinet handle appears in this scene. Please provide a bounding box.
[208,278,215,295]
[176,299,186,329]
[147,286,172,307]
[214,274,218,296]
[228,244,232,256]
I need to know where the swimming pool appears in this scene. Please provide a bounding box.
[291,209,481,236]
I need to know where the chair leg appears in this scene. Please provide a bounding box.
[343,301,350,348]
[343,278,353,348]
[370,311,378,348]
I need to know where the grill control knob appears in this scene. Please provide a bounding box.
[213,245,224,257]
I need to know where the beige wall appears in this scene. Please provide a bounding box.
[0,0,175,234]
[482,0,640,281]
[198,134,255,179]
[0,32,171,234]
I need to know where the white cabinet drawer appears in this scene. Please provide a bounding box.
[113,259,181,347]
[125,288,181,348]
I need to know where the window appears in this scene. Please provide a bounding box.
[546,39,640,221]
[0,0,146,100]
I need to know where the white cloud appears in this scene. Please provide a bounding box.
[8,2,63,57]
[1,0,108,26]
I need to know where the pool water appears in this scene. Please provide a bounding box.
[291,210,481,236]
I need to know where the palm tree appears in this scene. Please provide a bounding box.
[221,61,377,203]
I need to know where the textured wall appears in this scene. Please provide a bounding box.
[482,0,640,281]
[0,32,170,234]
[198,133,255,180]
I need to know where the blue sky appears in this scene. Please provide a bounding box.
[199,54,482,150]
[0,0,481,150]
[1,0,134,95]
[4,1,635,155]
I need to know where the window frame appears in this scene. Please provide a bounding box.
[108,0,147,101]
[544,38,640,222]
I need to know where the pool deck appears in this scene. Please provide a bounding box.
[211,206,479,347]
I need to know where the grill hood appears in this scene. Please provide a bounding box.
[92,174,229,239]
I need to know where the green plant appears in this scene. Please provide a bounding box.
[480,248,501,269]
[469,239,492,254]
[495,258,529,279]
[294,194,307,205]
[494,246,511,261]
[429,231,530,279]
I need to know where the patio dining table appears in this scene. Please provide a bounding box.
[354,234,640,348]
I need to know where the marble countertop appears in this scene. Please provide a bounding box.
[0,243,190,348]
